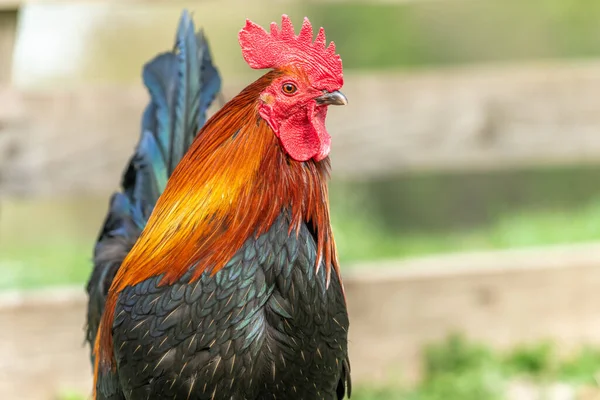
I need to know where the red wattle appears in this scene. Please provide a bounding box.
[277,103,330,162]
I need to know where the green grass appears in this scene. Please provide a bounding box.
[0,197,105,290]
[332,196,600,265]
[0,238,92,290]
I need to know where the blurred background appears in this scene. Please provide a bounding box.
[4,0,600,399]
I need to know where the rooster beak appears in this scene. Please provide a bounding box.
[315,90,348,106]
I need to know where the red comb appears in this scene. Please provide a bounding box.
[238,15,343,90]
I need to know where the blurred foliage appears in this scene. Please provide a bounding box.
[504,342,556,378]
[416,334,505,400]
[332,193,600,265]
[423,334,498,379]
[0,197,104,289]
[559,346,600,385]
[334,165,600,233]
[57,391,87,400]
[305,0,600,70]
[0,238,91,289]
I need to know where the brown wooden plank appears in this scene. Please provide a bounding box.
[2,61,600,195]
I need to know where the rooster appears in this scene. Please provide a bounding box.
[86,11,350,400]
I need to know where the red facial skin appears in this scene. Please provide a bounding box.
[258,73,332,162]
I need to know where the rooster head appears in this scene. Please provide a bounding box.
[239,15,346,162]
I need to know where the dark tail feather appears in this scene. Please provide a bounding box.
[131,10,221,219]
[86,10,221,365]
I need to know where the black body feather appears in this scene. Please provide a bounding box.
[112,212,350,399]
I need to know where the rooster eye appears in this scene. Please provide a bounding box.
[282,83,297,95]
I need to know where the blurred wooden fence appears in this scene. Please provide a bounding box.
[2,61,600,195]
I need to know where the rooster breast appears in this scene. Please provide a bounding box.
[110,210,350,400]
